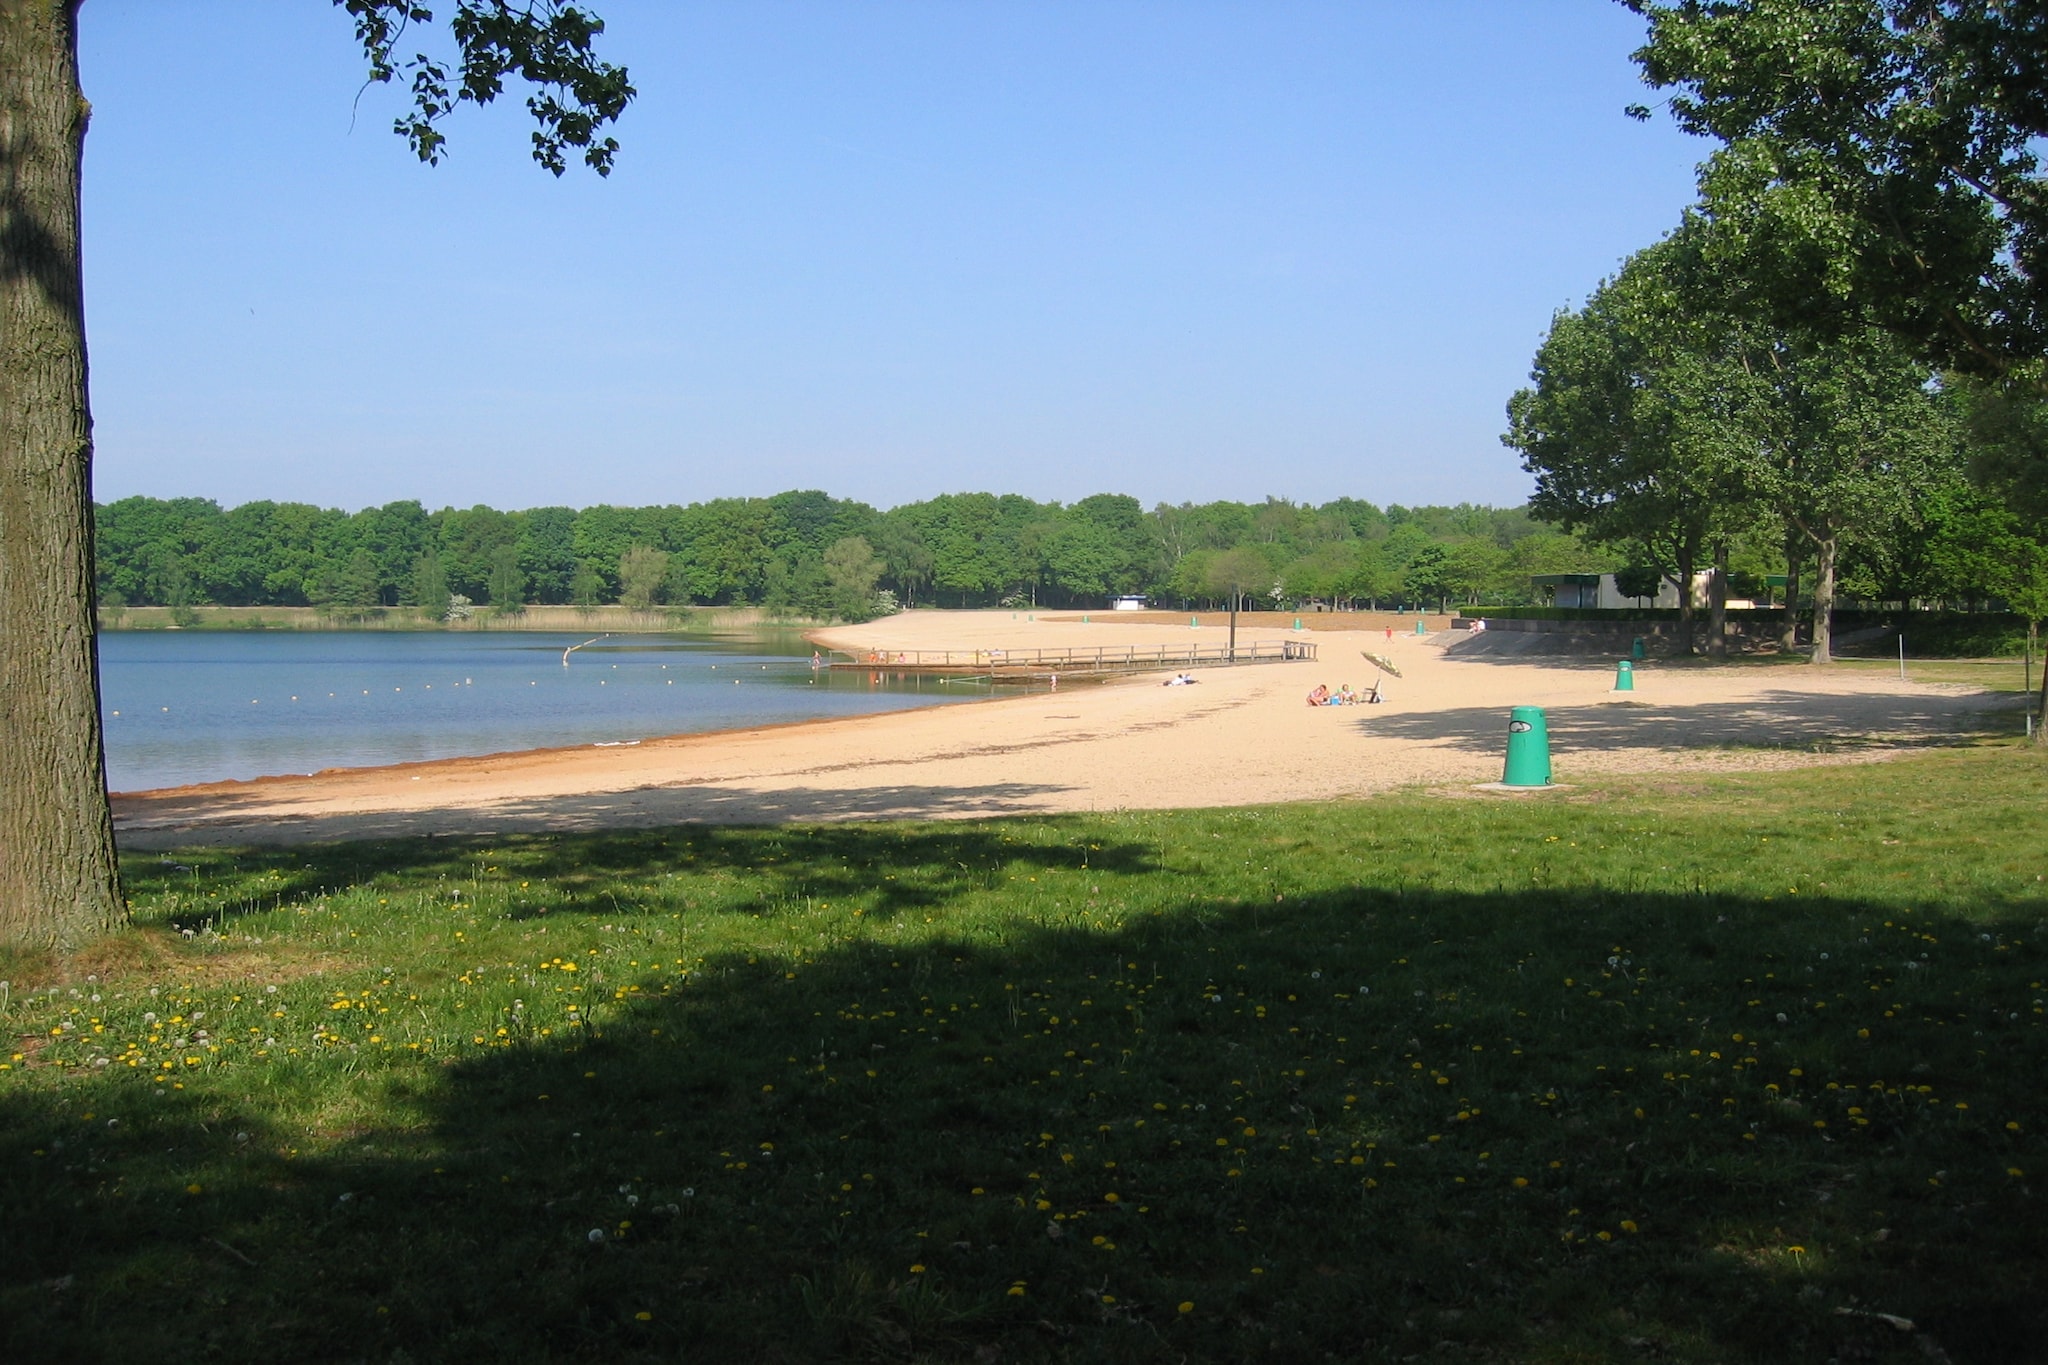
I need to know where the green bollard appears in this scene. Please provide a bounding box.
[1414,618,1427,636]
[1614,659,1634,691]
[1502,706,1551,787]
[1191,616,1199,628]
[1631,636,1646,661]
[1082,615,1089,624]
[1293,617,1301,631]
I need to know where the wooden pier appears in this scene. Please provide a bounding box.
[827,639,1315,678]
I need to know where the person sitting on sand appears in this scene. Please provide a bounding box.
[1307,684,1330,706]
[1337,683,1356,705]
[1163,672,1198,686]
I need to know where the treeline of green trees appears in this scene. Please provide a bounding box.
[93,491,1623,621]
[1503,3,2048,667]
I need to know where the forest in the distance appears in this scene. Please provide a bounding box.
[94,484,2023,625]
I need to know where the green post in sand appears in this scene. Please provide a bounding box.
[1415,618,1426,636]
[1631,636,1646,661]
[1502,706,1551,787]
[1614,659,1634,691]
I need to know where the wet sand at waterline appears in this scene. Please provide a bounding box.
[112,610,2016,849]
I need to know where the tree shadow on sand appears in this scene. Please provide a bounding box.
[1353,692,2013,757]
[114,779,1086,852]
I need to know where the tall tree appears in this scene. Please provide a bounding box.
[0,2,630,948]
[1740,329,1955,661]
[1505,235,1741,652]
[1628,0,2048,715]
[1204,546,1272,661]
[411,548,449,615]
[487,542,525,611]
[822,535,884,620]
[616,544,667,610]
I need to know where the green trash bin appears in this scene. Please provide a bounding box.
[1630,636,1646,661]
[1614,659,1634,691]
[1502,707,1551,787]
[1414,618,1427,636]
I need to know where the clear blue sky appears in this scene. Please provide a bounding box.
[79,1,1705,514]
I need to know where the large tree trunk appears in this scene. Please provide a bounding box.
[1707,540,1729,660]
[1810,532,1838,665]
[1674,539,1697,656]
[0,1,124,949]
[2032,620,2046,746]
[1780,524,1801,653]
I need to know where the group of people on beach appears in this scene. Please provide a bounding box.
[1307,681,1380,707]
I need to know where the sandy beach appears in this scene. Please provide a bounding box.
[110,610,2013,848]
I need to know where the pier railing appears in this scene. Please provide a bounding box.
[830,640,1315,673]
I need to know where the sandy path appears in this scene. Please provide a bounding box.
[112,611,2013,848]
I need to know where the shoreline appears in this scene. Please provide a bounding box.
[108,685,1004,802]
[111,610,2016,849]
[98,604,820,634]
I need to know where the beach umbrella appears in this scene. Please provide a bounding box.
[1360,650,1402,678]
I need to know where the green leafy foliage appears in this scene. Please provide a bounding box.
[339,0,635,176]
[93,491,1611,616]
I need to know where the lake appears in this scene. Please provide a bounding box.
[98,630,990,792]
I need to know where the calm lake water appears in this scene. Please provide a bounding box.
[98,630,990,792]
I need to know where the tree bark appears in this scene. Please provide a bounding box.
[1810,532,1838,665]
[1780,524,1801,653]
[2032,620,2046,746]
[1674,539,1697,656]
[0,0,124,949]
[1707,540,1728,660]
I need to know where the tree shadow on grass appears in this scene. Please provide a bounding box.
[4,862,2043,1362]
[121,806,1159,928]
[1354,692,2011,757]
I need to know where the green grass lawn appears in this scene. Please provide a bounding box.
[3,746,2044,1362]
[1833,655,2042,694]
